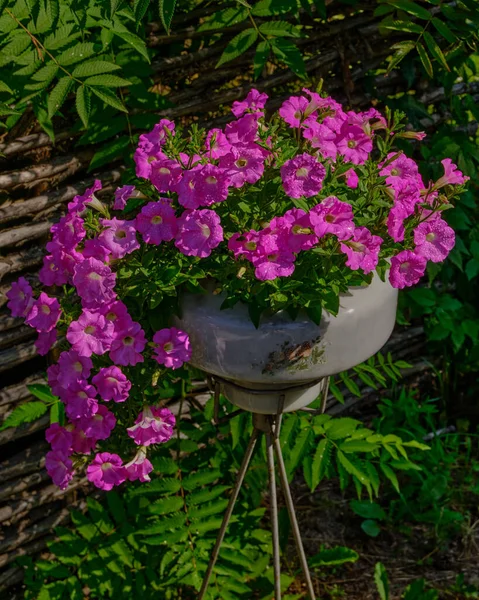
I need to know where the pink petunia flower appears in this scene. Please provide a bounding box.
[67,310,114,357]
[253,250,296,281]
[281,153,326,199]
[56,350,92,388]
[176,164,230,209]
[271,208,317,253]
[379,153,420,189]
[64,381,98,420]
[25,292,61,333]
[45,450,74,490]
[303,122,338,160]
[150,156,182,192]
[138,119,175,152]
[100,300,132,334]
[82,238,111,262]
[389,250,427,289]
[6,277,33,318]
[109,320,146,366]
[114,184,136,210]
[279,95,310,128]
[225,113,259,145]
[125,447,154,483]
[309,196,355,240]
[152,327,192,369]
[336,124,373,165]
[228,230,262,260]
[86,452,126,491]
[435,158,469,188]
[387,203,409,243]
[50,213,85,250]
[47,364,65,398]
[67,180,102,214]
[35,329,57,356]
[127,406,176,447]
[231,89,268,117]
[135,199,178,245]
[134,146,162,179]
[340,227,383,274]
[71,425,97,454]
[92,366,131,403]
[46,423,73,454]
[205,128,231,159]
[175,209,223,258]
[98,218,140,259]
[72,258,117,309]
[80,404,116,441]
[39,255,69,287]
[219,145,265,188]
[413,218,455,263]
[344,168,359,189]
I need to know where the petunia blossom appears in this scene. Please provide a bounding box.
[150,156,182,193]
[86,452,126,491]
[50,213,85,249]
[231,89,268,117]
[72,258,117,309]
[25,292,61,333]
[135,200,178,244]
[45,450,74,490]
[114,185,136,210]
[35,329,57,356]
[309,197,355,240]
[205,128,231,159]
[175,209,223,258]
[176,164,230,209]
[252,250,296,281]
[389,250,427,289]
[127,406,176,446]
[67,310,114,357]
[6,277,33,318]
[46,423,73,454]
[279,95,310,128]
[435,158,469,188]
[413,218,455,263]
[64,381,98,420]
[98,218,140,259]
[336,124,373,165]
[152,327,192,369]
[219,145,265,188]
[92,366,131,403]
[125,448,154,483]
[56,350,92,388]
[80,404,116,441]
[109,320,146,366]
[281,153,326,199]
[340,227,382,274]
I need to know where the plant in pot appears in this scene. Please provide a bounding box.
[4,88,467,491]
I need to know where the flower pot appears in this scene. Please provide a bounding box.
[175,275,398,414]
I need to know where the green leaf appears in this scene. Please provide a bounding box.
[423,31,450,71]
[432,18,457,44]
[182,469,221,491]
[337,451,370,488]
[339,439,379,453]
[0,80,13,94]
[30,62,59,84]
[324,418,360,440]
[310,438,331,490]
[253,40,270,79]
[148,496,184,515]
[75,85,91,128]
[379,463,400,493]
[159,0,176,34]
[374,562,389,600]
[381,20,424,34]
[0,401,48,431]
[91,86,128,112]
[361,519,381,537]
[417,42,433,77]
[252,0,296,16]
[135,0,150,21]
[84,74,132,87]
[113,30,150,62]
[309,546,359,567]
[387,40,415,73]
[28,383,58,403]
[216,28,258,68]
[259,21,301,38]
[72,60,122,78]
[47,76,73,117]
[350,500,386,520]
[57,43,96,66]
[271,37,306,78]
[387,0,431,20]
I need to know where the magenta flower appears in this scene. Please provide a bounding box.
[6,277,33,318]
[336,124,373,165]
[387,203,409,243]
[379,153,420,189]
[92,366,131,403]
[46,423,73,454]
[176,164,230,209]
[228,230,262,260]
[414,218,455,263]
[139,119,175,152]
[56,350,92,388]
[50,213,85,249]
[219,145,265,188]
[231,89,268,117]
[125,448,154,483]
[86,452,126,491]
[81,405,116,441]
[114,184,135,210]
[205,128,231,159]
[100,300,131,333]
[109,320,146,366]
[127,406,176,446]
[45,450,74,490]
[67,180,102,214]
[225,114,259,145]
[309,197,355,240]
[153,327,192,369]
[47,364,66,398]
[280,208,318,253]
[253,250,296,281]
[340,227,383,274]
[435,158,469,188]
[134,146,162,179]
[25,292,61,333]
[303,122,338,160]
[35,329,57,356]
[98,218,140,259]
[71,426,97,454]
[47,243,84,283]
[389,250,427,289]
[82,238,111,262]
[281,153,326,199]
[344,168,359,189]
[175,209,223,258]
[136,200,178,245]
[39,255,69,287]
[279,95,309,128]
[73,258,117,309]
[150,156,182,192]
[64,381,98,420]
[67,310,114,357]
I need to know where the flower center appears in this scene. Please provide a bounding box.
[245,241,257,251]
[107,377,119,384]
[205,176,217,185]
[347,140,357,149]
[151,215,163,225]
[147,156,156,163]
[85,325,96,335]
[106,312,116,321]
[425,232,436,242]
[295,167,309,178]
[349,241,366,253]
[294,110,302,119]
[390,168,400,176]
[235,158,248,168]
[159,167,171,175]
[88,272,102,281]
[267,253,278,262]
[200,224,211,239]
[74,361,83,372]
[78,392,87,399]
[115,230,127,239]
[101,462,112,471]
[325,214,335,223]
[400,262,410,272]
[41,305,51,315]
[123,336,134,346]
[94,414,103,421]
[163,342,174,352]
[292,225,311,235]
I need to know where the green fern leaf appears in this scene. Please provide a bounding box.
[324,417,361,440]
[188,499,229,520]
[148,496,184,515]
[216,29,258,68]
[112,30,150,62]
[72,60,121,78]
[83,74,132,87]
[159,0,177,34]
[0,401,47,431]
[187,485,230,506]
[47,76,73,117]
[57,43,96,66]
[198,7,248,32]
[182,469,221,491]
[310,438,331,490]
[75,85,91,128]
[259,21,301,38]
[91,86,128,112]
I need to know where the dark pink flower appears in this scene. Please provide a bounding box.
[175,209,223,258]
[67,310,113,357]
[47,364,65,398]
[98,218,139,259]
[82,238,111,262]
[219,145,265,188]
[228,230,262,260]
[387,203,409,243]
[80,404,116,441]
[414,218,455,263]
[45,450,74,490]
[25,292,61,333]
[231,89,268,117]
[435,158,469,187]
[389,250,427,289]
[56,350,92,388]
[109,320,146,366]
[344,168,358,189]
[71,425,97,454]
[86,452,126,491]
[379,153,420,189]
[67,180,102,214]
[153,327,191,369]
[177,163,230,209]
[280,208,317,253]
[72,258,117,309]
[50,214,85,249]
[135,199,178,244]
[125,448,154,483]
[138,119,175,152]
[150,157,182,192]
[92,366,131,403]
[279,95,309,128]
[281,153,326,199]
[100,300,132,334]
[6,277,33,318]
[39,255,69,287]
[340,227,383,274]
[114,184,135,210]
[303,122,338,160]
[309,197,355,240]
[46,423,73,454]
[253,250,296,281]
[35,329,57,356]
[134,146,162,179]
[205,128,231,159]
[64,381,98,420]
[336,124,373,165]
[225,113,259,145]
[127,406,176,446]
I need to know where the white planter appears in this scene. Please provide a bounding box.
[175,275,398,414]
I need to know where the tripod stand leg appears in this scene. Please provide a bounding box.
[273,436,316,600]
[266,430,282,600]
[198,427,260,600]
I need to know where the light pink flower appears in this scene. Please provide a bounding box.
[219,145,265,188]
[100,300,132,334]
[135,199,178,244]
[175,209,223,258]
[414,218,455,263]
[279,96,309,128]
[176,164,230,209]
[109,320,146,366]
[127,406,176,446]
[153,327,191,369]
[67,310,113,357]
[114,185,135,210]
[50,213,85,250]
[46,423,73,454]
[35,329,57,356]
[150,157,182,192]
[25,292,61,333]
[225,114,259,145]
[309,197,355,240]
[253,250,296,281]
[92,366,131,403]
[231,89,268,117]
[134,146,162,179]
[281,153,326,199]
[45,450,74,490]
[64,381,98,420]
[86,452,126,491]
[389,250,427,289]
[98,218,140,259]
[81,404,116,441]
[340,227,382,274]
[6,277,33,318]
[73,258,117,309]
[125,448,154,483]
[205,128,231,159]
[435,158,469,188]
[336,124,373,165]
[67,180,102,214]
[56,350,92,388]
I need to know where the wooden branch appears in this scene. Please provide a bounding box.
[0,470,49,504]
[0,221,53,250]
[0,325,35,351]
[0,340,38,374]
[0,247,43,282]
[0,438,47,481]
[0,311,23,334]
[0,566,23,594]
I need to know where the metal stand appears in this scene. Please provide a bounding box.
[198,378,327,600]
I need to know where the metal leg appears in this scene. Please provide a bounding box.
[266,428,282,600]
[273,435,316,600]
[198,427,260,599]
